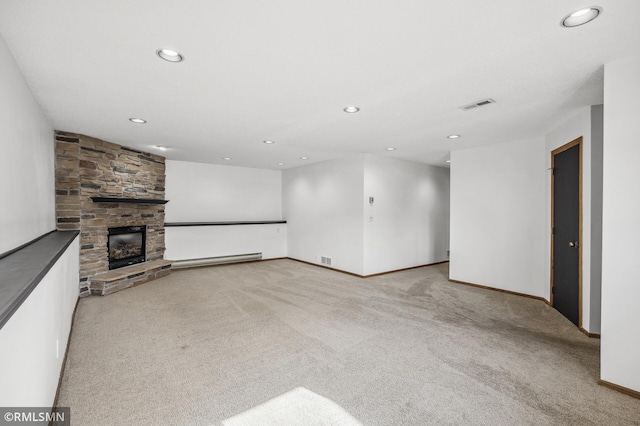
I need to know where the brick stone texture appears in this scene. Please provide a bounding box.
[54,131,167,296]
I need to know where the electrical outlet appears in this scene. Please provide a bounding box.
[369,216,374,222]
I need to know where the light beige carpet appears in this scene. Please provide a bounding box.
[58,260,640,425]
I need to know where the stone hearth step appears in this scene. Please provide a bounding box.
[89,260,172,296]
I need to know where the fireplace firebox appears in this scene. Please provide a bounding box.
[107,225,146,270]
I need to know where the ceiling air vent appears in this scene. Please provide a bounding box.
[460,98,496,111]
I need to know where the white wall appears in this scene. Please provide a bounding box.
[0,236,79,406]
[449,137,547,298]
[283,155,365,275]
[589,105,603,335]
[0,30,78,410]
[601,55,640,392]
[0,32,55,253]
[363,154,449,275]
[165,225,286,260]
[165,160,286,260]
[165,160,282,222]
[545,105,603,333]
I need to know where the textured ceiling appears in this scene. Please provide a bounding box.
[1,0,639,169]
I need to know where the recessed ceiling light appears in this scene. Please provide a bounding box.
[223,157,232,161]
[460,98,496,111]
[385,147,396,151]
[561,7,602,27]
[263,140,275,144]
[277,162,285,166]
[300,156,309,160]
[129,118,146,124]
[156,48,184,62]
[445,160,451,163]
[447,135,461,139]
[154,145,168,151]
[343,106,360,113]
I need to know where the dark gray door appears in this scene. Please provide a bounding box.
[552,143,580,326]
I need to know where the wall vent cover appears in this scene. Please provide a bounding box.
[321,256,332,266]
[460,98,496,111]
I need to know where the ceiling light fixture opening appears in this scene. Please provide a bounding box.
[277,162,285,166]
[460,98,495,111]
[385,147,396,151]
[263,140,275,144]
[344,106,360,113]
[445,160,451,163]
[447,135,461,139]
[156,48,184,62]
[223,157,232,161]
[300,156,309,160]
[561,7,602,27]
[572,9,591,17]
[154,145,168,151]
[129,118,147,124]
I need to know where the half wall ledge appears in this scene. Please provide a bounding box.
[0,230,79,329]
[164,221,286,226]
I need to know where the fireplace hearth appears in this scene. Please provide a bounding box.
[108,225,146,270]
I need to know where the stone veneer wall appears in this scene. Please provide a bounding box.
[54,131,166,296]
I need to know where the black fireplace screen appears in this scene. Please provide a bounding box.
[107,225,146,270]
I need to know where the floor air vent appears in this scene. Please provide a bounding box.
[321,256,332,266]
[460,98,496,111]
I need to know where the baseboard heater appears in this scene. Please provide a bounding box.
[171,252,262,269]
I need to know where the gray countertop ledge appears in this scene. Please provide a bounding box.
[0,230,79,330]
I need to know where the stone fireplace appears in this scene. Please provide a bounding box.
[54,131,170,296]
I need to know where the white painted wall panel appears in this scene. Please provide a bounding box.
[0,33,54,253]
[0,237,79,406]
[165,224,287,261]
[589,105,603,336]
[165,160,282,222]
[363,154,449,275]
[601,55,640,392]
[165,160,285,260]
[450,138,546,298]
[283,155,365,275]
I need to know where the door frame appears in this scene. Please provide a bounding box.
[550,136,583,327]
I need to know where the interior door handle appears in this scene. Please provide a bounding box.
[568,241,579,248]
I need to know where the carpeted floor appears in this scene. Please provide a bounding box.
[58,260,640,425]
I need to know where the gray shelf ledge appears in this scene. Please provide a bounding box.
[0,230,79,330]
[164,221,286,227]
